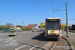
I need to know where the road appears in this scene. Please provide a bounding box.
[0,31,70,50]
[0,31,47,50]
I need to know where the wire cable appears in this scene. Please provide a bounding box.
[49,0,55,17]
[52,11,55,17]
[49,0,54,11]
[57,4,65,10]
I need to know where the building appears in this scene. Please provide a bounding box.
[27,24,32,29]
[15,24,38,30]
[27,24,38,30]
[32,24,38,29]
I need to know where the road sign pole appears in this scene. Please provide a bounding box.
[66,2,69,37]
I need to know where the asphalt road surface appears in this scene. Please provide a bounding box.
[0,31,47,50]
[0,31,70,50]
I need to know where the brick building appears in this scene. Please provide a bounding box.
[27,24,32,29]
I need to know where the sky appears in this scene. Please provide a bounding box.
[0,0,75,26]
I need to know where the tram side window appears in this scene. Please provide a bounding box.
[59,22,61,30]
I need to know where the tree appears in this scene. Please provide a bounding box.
[6,23,14,26]
[62,23,66,27]
[68,26,72,30]
[16,25,22,29]
[72,24,75,30]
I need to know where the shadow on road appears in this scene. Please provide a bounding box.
[32,32,46,41]
[32,32,58,41]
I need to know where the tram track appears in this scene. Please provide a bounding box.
[35,39,57,50]
[34,32,73,50]
[35,37,73,50]
[49,41,56,50]
[35,40,48,50]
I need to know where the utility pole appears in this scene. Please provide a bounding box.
[54,2,69,37]
[66,2,69,37]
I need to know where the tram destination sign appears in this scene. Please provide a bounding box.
[47,19,59,22]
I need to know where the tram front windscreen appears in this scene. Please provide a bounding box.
[47,21,59,30]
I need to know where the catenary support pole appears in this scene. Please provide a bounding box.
[66,2,69,37]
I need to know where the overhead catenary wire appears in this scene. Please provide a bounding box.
[54,3,66,11]
[69,19,75,20]
[52,11,55,17]
[49,0,55,17]
[54,9,66,11]
[49,0,54,11]
[49,0,66,17]
[56,4,65,10]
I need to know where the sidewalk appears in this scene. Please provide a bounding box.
[62,31,75,49]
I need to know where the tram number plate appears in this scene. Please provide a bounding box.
[52,34,55,35]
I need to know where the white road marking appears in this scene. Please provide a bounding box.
[5,37,14,40]
[5,41,18,46]
[28,46,31,47]
[5,43,18,46]
[11,40,17,42]
[4,37,18,46]
[29,47,35,50]
[15,45,27,50]
[13,44,18,46]
[9,43,13,44]
[5,38,13,40]
[5,38,9,40]
[29,45,37,50]
[5,38,14,42]
[5,40,11,42]
[34,45,37,47]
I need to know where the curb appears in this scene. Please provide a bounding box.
[62,36,74,50]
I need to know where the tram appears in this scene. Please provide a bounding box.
[45,18,62,40]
